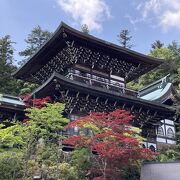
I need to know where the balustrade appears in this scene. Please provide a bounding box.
[66,72,138,97]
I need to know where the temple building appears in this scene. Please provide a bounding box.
[139,75,179,149]
[0,94,25,126]
[13,22,179,150]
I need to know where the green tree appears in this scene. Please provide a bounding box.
[0,35,21,95]
[157,148,180,162]
[19,25,52,63]
[128,41,180,90]
[139,47,175,86]
[0,152,25,179]
[117,29,133,48]
[71,148,91,178]
[151,40,164,50]
[0,102,71,179]
[167,41,180,86]
[17,80,37,95]
[17,26,52,95]
[26,103,68,143]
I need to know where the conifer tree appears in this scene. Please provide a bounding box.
[17,26,52,95]
[118,29,133,48]
[19,25,52,64]
[0,35,20,95]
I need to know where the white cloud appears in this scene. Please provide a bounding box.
[56,0,111,31]
[160,10,180,31]
[142,0,161,19]
[130,0,180,31]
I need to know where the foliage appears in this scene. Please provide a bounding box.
[71,148,91,170]
[0,35,22,95]
[41,162,78,180]
[0,26,51,96]
[151,40,164,50]
[0,151,25,180]
[117,29,133,48]
[0,123,30,150]
[156,145,180,162]
[0,101,71,179]
[128,41,180,91]
[25,103,69,143]
[27,142,79,180]
[0,101,67,150]
[121,163,140,180]
[16,26,52,95]
[64,109,156,179]
[23,96,51,108]
[19,25,52,64]
[17,80,38,96]
[71,147,91,178]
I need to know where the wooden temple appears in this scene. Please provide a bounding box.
[139,75,179,149]
[13,22,178,150]
[0,94,25,126]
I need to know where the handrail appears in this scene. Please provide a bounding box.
[66,73,138,96]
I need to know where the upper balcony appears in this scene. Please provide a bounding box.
[65,69,138,97]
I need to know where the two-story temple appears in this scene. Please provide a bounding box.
[13,22,179,151]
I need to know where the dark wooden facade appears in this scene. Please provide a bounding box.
[0,94,25,126]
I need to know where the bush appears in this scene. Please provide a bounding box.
[0,151,25,179]
[41,162,78,180]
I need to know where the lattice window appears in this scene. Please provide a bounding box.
[167,128,174,138]
[157,127,164,136]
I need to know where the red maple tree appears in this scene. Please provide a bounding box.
[64,109,156,179]
[21,95,51,108]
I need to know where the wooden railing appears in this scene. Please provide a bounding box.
[66,73,138,97]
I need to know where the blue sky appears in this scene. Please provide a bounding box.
[1,0,180,63]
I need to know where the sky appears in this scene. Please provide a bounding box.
[1,0,180,63]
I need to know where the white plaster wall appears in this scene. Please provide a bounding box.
[167,139,176,144]
[164,119,174,125]
[157,119,175,137]
[156,119,176,145]
[157,137,166,143]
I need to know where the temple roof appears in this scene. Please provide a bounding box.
[31,72,173,119]
[139,75,180,104]
[0,94,25,111]
[13,22,163,83]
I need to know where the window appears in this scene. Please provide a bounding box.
[69,114,79,121]
[149,145,155,152]
[157,127,164,136]
[167,128,174,138]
